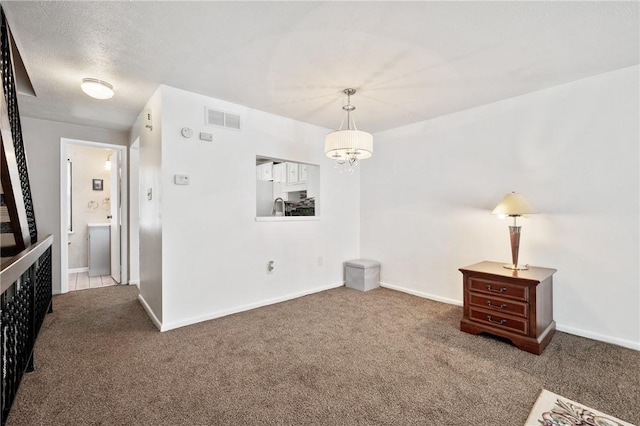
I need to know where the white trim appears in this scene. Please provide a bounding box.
[68,267,88,274]
[159,281,344,332]
[138,294,162,331]
[128,279,140,285]
[555,323,640,351]
[59,141,68,293]
[255,216,319,222]
[380,281,639,351]
[380,281,463,306]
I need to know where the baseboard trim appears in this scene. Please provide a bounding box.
[380,281,638,352]
[160,281,345,332]
[137,294,162,331]
[380,281,463,307]
[68,267,88,274]
[128,279,140,285]
[555,324,639,351]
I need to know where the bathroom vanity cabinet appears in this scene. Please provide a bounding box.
[88,223,110,277]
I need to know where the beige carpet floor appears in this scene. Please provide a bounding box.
[7,285,640,425]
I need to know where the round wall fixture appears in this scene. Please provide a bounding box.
[181,127,193,138]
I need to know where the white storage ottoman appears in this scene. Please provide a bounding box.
[345,259,380,291]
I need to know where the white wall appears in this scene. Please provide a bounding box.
[256,180,273,216]
[144,85,360,330]
[21,117,129,293]
[361,66,640,350]
[131,89,164,324]
[67,145,113,269]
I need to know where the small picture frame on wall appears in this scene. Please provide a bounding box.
[92,179,103,191]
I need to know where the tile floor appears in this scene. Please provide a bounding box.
[68,272,118,291]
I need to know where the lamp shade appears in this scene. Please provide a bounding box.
[324,129,373,161]
[492,192,537,216]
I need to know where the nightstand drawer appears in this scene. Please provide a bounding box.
[469,277,528,301]
[469,293,528,318]
[469,308,528,335]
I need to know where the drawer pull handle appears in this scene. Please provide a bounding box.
[486,315,507,325]
[486,285,507,293]
[486,301,507,309]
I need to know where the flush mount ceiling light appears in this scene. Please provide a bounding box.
[80,78,114,100]
[325,88,373,172]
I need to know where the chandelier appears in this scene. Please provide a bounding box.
[324,88,373,172]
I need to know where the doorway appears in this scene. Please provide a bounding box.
[60,138,128,293]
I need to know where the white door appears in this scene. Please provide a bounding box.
[110,150,121,283]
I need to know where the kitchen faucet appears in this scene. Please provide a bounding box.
[272,197,285,216]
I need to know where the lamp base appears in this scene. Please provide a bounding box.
[503,264,529,271]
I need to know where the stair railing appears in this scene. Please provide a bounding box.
[0,235,53,425]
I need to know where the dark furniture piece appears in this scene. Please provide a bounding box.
[459,261,557,355]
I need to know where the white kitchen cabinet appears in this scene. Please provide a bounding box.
[299,164,308,183]
[287,162,299,184]
[306,165,319,200]
[88,223,110,277]
[256,162,274,181]
[273,163,287,183]
[270,162,306,185]
[262,162,274,181]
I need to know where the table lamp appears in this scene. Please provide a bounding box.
[492,192,537,270]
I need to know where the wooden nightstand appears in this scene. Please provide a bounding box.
[459,261,557,355]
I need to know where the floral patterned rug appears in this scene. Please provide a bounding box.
[525,390,635,426]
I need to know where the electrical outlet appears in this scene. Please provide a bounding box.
[317,256,323,266]
[267,261,274,274]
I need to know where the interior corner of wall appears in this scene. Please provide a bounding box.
[138,293,162,331]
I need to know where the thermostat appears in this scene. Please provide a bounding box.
[174,174,190,185]
[199,132,213,141]
[181,127,193,138]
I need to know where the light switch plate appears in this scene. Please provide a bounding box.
[174,175,190,185]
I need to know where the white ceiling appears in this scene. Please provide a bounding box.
[3,1,639,133]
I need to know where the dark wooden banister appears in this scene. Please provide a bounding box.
[1,234,52,291]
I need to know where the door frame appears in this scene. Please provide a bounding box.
[129,137,140,288]
[60,138,128,293]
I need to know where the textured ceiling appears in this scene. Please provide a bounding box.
[3,1,639,133]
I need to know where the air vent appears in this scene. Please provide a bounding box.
[224,113,241,130]
[205,107,242,131]
[206,109,225,127]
